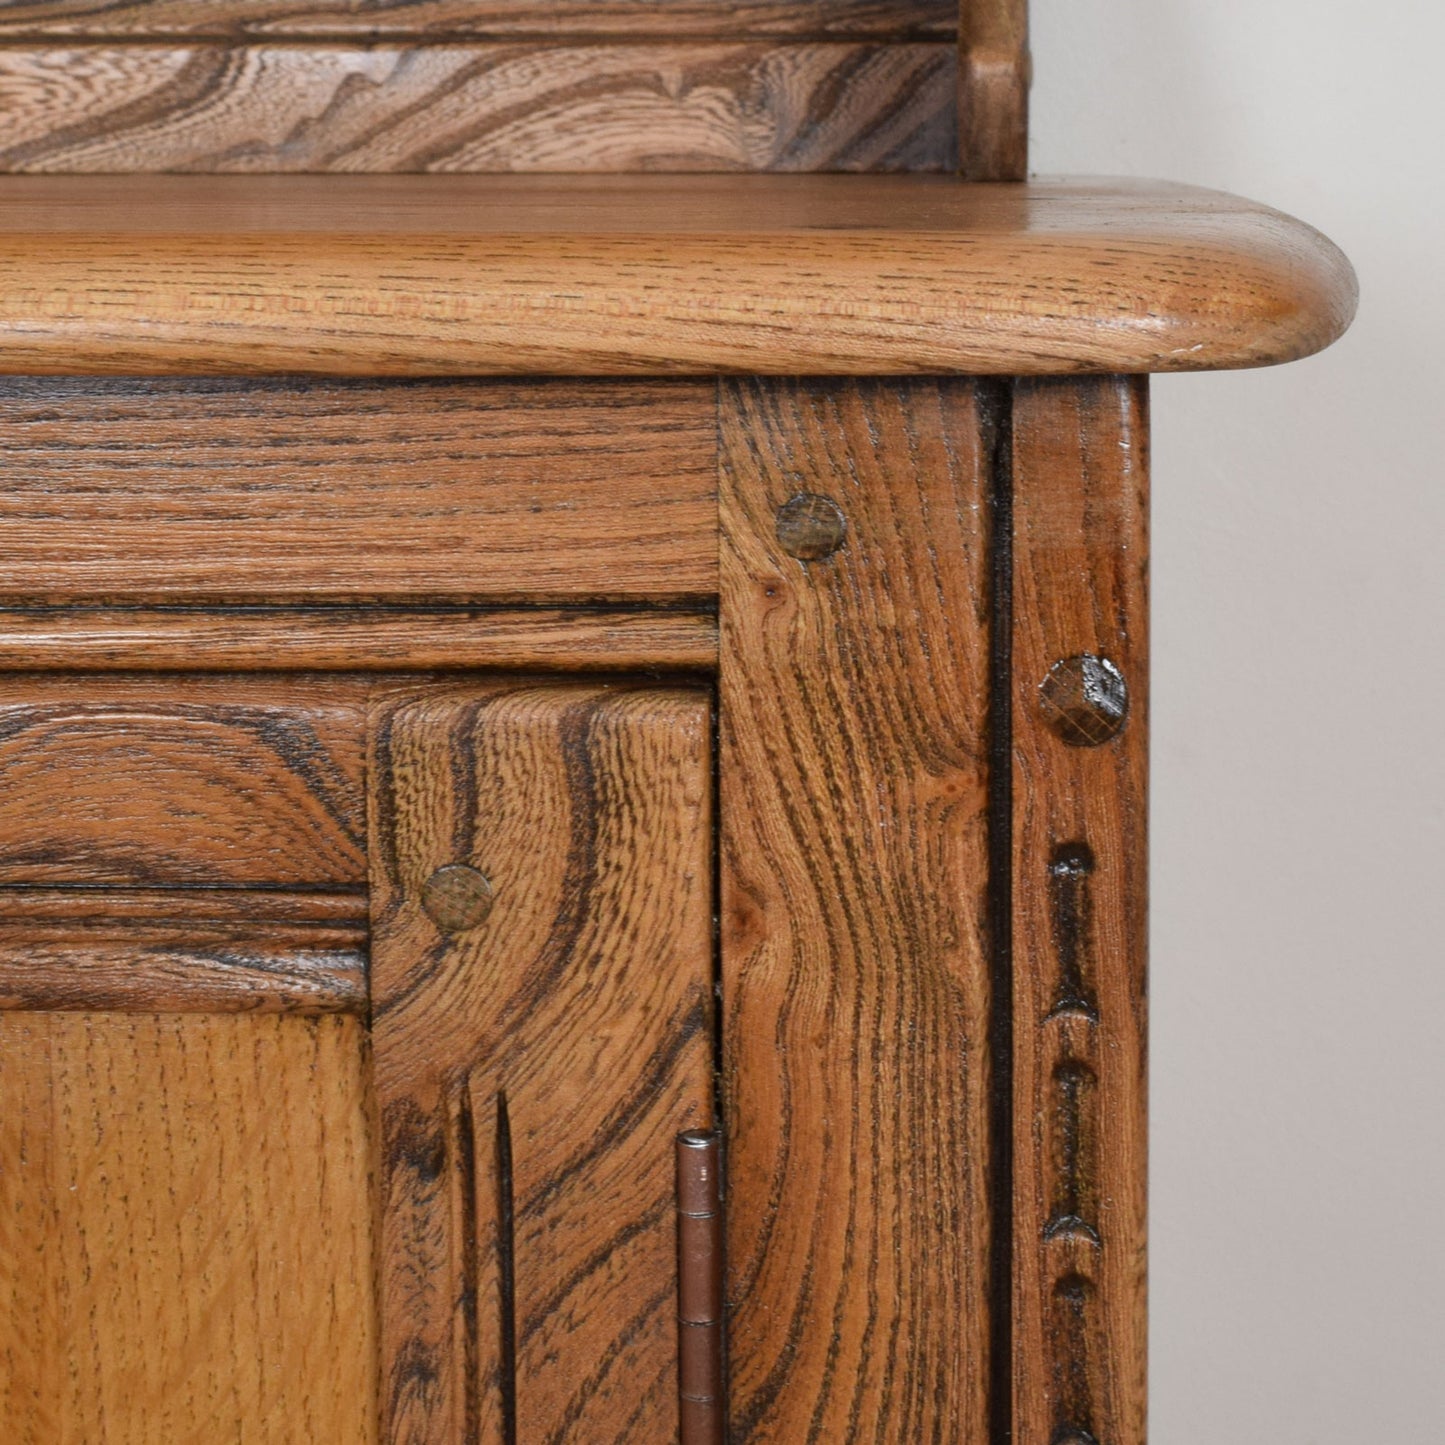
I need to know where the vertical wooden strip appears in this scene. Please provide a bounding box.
[719,378,993,1442]
[958,0,1029,179]
[0,1013,378,1444]
[1011,377,1149,1445]
[369,680,714,1445]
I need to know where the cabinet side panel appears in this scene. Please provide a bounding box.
[1010,377,1149,1445]
[719,378,993,1442]
[0,1012,379,1444]
[368,681,714,1445]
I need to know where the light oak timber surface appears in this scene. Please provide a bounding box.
[369,681,713,1443]
[0,378,716,605]
[0,676,366,887]
[0,0,956,38]
[0,607,718,672]
[1010,378,1149,1445]
[0,176,1356,375]
[0,44,955,173]
[0,888,368,1013]
[0,1011,378,1443]
[719,378,993,1441]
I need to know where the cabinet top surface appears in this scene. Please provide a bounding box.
[0,174,1355,376]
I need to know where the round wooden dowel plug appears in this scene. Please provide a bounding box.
[1038,654,1129,746]
[775,493,847,561]
[420,863,494,933]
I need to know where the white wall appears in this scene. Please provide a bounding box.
[1030,2,1445,1439]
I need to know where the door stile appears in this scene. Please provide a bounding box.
[718,378,996,1443]
[368,679,716,1444]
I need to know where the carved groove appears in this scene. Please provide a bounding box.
[1047,1058,1099,1243]
[495,1090,517,1445]
[1050,1272,1099,1445]
[455,1081,481,1445]
[981,375,1016,1445]
[1047,842,1098,1020]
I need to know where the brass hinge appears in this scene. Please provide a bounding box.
[677,1130,725,1445]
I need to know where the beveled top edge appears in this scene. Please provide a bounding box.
[0,175,1357,376]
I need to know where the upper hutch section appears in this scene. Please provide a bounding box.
[0,0,1027,174]
[0,0,1352,377]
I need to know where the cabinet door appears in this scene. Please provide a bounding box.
[0,675,715,1445]
[369,680,715,1444]
[0,374,1150,1445]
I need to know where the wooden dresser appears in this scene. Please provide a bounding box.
[0,4,1353,1442]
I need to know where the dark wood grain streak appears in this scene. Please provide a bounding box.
[0,44,956,173]
[719,378,993,1442]
[0,0,956,39]
[1010,377,1148,1445]
[0,608,717,672]
[369,680,713,1445]
[0,676,366,887]
[0,887,366,1012]
[0,378,715,606]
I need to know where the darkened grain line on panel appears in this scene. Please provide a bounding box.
[456,1082,481,1445]
[495,1091,518,1445]
[980,376,1016,1445]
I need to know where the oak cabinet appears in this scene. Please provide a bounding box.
[0,369,1147,1443]
[0,5,1352,1434]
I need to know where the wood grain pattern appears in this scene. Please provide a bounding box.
[1010,377,1149,1445]
[0,676,366,887]
[719,378,993,1441]
[0,1011,378,1443]
[0,607,717,671]
[0,887,367,1012]
[0,378,715,605]
[957,0,1027,179]
[369,681,713,1444]
[0,176,1357,375]
[0,44,955,173]
[0,0,956,38]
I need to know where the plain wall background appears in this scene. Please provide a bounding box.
[1030,2,1444,1438]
